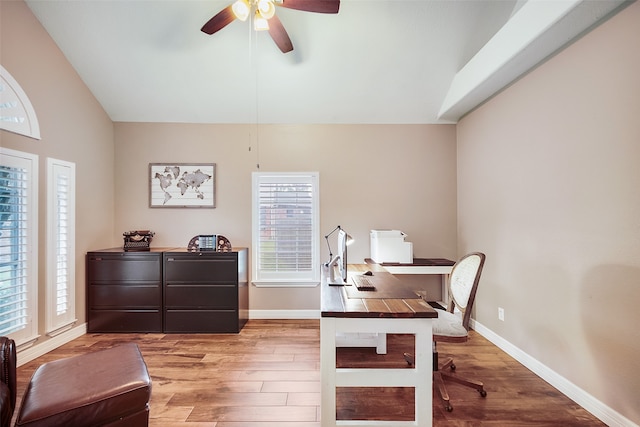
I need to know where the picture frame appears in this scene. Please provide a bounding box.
[149,163,216,208]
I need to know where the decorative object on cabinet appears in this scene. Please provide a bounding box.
[198,234,217,250]
[123,230,155,251]
[149,163,216,208]
[187,234,232,252]
[217,235,232,252]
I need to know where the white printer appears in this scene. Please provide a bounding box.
[369,230,413,264]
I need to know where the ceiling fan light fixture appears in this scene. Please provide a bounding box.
[202,0,339,54]
[257,0,276,19]
[231,0,250,21]
[254,10,270,31]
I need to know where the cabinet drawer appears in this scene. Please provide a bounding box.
[90,284,161,308]
[88,254,161,282]
[164,309,238,333]
[164,255,237,282]
[88,309,162,333]
[164,284,237,309]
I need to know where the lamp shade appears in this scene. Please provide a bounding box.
[231,0,250,21]
[254,10,270,31]
[345,234,354,246]
[257,0,276,19]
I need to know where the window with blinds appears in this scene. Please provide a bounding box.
[0,148,38,344]
[252,172,320,286]
[46,158,76,335]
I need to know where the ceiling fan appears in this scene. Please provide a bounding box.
[201,0,340,53]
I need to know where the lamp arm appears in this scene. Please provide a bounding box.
[324,225,341,263]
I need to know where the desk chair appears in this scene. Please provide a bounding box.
[404,252,487,412]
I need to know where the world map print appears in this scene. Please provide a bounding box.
[150,164,215,207]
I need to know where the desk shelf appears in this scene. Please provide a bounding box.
[365,258,454,305]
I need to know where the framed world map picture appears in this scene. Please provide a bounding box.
[149,163,216,208]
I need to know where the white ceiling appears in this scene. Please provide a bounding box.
[25,0,632,124]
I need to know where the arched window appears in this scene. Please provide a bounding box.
[1,65,40,140]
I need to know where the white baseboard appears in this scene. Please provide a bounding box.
[471,319,638,427]
[16,323,87,367]
[249,309,320,319]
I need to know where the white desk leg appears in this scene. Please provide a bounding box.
[320,317,337,427]
[441,273,450,306]
[376,333,387,354]
[414,318,433,426]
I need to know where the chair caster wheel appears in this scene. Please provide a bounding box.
[479,390,487,397]
[445,405,453,412]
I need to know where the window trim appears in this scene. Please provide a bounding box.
[46,157,76,336]
[251,172,320,287]
[0,147,39,346]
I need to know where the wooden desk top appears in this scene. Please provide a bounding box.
[321,266,437,319]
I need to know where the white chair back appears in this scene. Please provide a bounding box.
[448,252,485,330]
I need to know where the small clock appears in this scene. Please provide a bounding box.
[187,234,232,252]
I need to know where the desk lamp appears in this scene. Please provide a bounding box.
[324,225,354,284]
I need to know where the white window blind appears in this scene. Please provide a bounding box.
[46,158,76,335]
[0,148,38,345]
[252,172,320,286]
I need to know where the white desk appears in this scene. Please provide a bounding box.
[321,271,437,427]
[366,258,455,305]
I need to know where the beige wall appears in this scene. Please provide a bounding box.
[114,123,458,310]
[457,1,640,424]
[1,1,115,335]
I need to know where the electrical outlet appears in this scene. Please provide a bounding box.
[498,307,505,321]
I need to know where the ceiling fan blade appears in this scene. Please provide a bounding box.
[278,0,340,14]
[268,15,294,53]
[201,5,237,35]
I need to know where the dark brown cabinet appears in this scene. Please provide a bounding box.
[86,247,248,333]
[163,248,248,333]
[86,249,164,332]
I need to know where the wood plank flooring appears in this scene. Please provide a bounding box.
[14,320,605,426]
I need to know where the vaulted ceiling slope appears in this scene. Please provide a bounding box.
[25,0,633,124]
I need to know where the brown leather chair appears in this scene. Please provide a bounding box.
[0,337,151,427]
[1,337,17,427]
[404,252,487,412]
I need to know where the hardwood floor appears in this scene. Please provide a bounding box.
[14,320,605,426]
